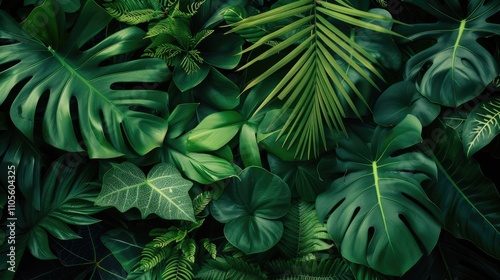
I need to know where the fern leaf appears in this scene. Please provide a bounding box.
[180,53,202,74]
[196,256,267,280]
[162,252,194,280]
[201,238,217,259]
[187,0,206,15]
[267,257,353,280]
[277,199,333,258]
[150,226,187,248]
[191,30,214,47]
[103,0,162,24]
[192,191,213,216]
[134,245,172,271]
[463,96,500,158]
[177,238,197,263]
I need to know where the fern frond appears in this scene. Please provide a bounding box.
[191,30,214,47]
[463,96,500,157]
[149,226,187,248]
[162,252,194,280]
[277,199,333,258]
[227,0,402,159]
[144,43,183,66]
[134,245,172,272]
[103,0,163,24]
[178,238,197,263]
[196,256,267,280]
[180,52,203,74]
[192,191,213,216]
[187,0,206,15]
[267,257,353,280]
[201,238,217,259]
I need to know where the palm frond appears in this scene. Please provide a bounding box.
[196,256,267,280]
[277,199,333,258]
[227,0,402,159]
[223,5,270,43]
[267,256,353,280]
[162,252,194,280]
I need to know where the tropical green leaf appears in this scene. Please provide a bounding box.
[423,123,500,259]
[0,128,43,210]
[277,199,332,258]
[267,256,353,280]
[101,228,146,274]
[103,0,163,24]
[462,96,500,158]
[0,0,170,158]
[316,115,442,276]
[18,156,105,260]
[96,162,196,222]
[187,111,245,152]
[239,123,262,167]
[396,0,500,107]
[167,103,199,140]
[199,33,244,70]
[210,167,291,254]
[229,0,400,158]
[192,67,240,110]
[268,155,327,202]
[196,256,267,280]
[174,63,210,92]
[373,81,440,127]
[223,5,269,43]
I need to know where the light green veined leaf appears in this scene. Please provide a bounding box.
[96,162,196,222]
[462,96,500,158]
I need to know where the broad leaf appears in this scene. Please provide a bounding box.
[210,167,291,254]
[374,81,440,127]
[192,67,240,110]
[101,229,145,274]
[96,162,196,222]
[424,124,500,259]
[462,96,500,158]
[167,103,199,140]
[0,0,170,158]
[396,0,500,107]
[316,115,442,276]
[18,156,105,260]
[187,111,244,152]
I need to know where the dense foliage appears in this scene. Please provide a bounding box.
[1,0,500,279]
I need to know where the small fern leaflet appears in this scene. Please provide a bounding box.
[463,96,500,158]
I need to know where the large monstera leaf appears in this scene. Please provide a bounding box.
[316,115,442,276]
[397,0,500,107]
[0,0,170,158]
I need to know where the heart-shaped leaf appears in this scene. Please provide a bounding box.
[96,162,195,222]
[316,115,442,276]
[210,167,291,254]
[374,81,440,126]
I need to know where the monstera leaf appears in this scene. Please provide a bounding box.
[96,162,196,222]
[210,167,291,254]
[0,0,170,158]
[396,0,500,107]
[316,115,442,276]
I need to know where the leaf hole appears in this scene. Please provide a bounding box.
[401,192,436,220]
[70,96,84,145]
[398,213,427,254]
[324,198,345,222]
[0,59,20,73]
[367,226,375,244]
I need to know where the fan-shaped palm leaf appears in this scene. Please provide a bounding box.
[227,0,403,158]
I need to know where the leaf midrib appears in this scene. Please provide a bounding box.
[372,161,396,254]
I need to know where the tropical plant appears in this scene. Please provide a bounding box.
[1,0,500,280]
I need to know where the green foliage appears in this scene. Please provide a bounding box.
[228,0,401,158]
[316,115,442,276]
[162,252,194,280]
[396,0,500,107]
[373,81,440,127]
[463,96,500,158]
[96,162,196,222]
[196,256,267,280]
[277,199,332,258]
[423,124,500,259]
[0,0,170,158]
[17,156,105,260]
[267,256,353,280]
[211,167,291,254]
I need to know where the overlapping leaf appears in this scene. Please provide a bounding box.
[396,0,500,107]
[0,0,170,158]
[316,115,442,276]
[96,162,196,222]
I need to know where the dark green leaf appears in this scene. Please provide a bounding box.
[174,63,210,92]
[193,67,240,110]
